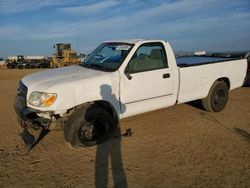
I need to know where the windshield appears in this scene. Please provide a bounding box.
[81,42,133,71]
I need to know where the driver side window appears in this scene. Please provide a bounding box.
[126,43,168,73]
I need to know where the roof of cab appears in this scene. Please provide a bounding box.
[104,39,167,44]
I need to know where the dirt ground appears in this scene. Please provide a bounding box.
[0,69,250,188]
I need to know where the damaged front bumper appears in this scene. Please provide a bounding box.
[14,81,69,150]
[14,95,67,150]
[14,95,66,131]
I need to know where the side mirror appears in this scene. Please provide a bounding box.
[125,71,132,80]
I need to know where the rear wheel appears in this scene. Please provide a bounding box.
[202,81,229,112]
[64,104,115,147]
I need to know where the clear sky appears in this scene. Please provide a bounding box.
[0,0,249,58]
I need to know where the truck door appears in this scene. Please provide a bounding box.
[120,42,176,118]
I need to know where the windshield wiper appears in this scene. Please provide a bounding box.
[80,62,113,72]
[89,64,113,71]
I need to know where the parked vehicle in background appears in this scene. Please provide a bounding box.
[5,55,50,69]
[6,60,17,69]
[5,55,27,69]
[30,59,50,69]
[17,62,30,69]
[51,43,81,68]
[14,39,247,149]
[16,55,29,69]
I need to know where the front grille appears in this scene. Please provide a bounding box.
[17,81,28,104]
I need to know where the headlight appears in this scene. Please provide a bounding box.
[28,92,57,107]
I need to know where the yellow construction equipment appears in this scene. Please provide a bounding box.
[51,43,80,68]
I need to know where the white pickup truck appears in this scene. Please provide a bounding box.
[14,39,247,147]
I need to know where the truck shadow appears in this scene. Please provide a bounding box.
[187,100,205,111]
[242,84,250,87]
[233,128,250,142]
[199,112,250,143]
[95,84,127,188]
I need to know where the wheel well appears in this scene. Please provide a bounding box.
[217,77,230,89]
[94,100,119,125]
[68,100,118,123]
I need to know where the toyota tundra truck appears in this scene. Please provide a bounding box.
[14,39,248,148]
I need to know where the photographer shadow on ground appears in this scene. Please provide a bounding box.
[95,84,127,188]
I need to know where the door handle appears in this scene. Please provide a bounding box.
[163,73,170,78]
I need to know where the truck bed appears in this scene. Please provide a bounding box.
[176,58,247,104]
[176,56,236,67]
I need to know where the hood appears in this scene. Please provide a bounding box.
[22,65,108,90]
[22,65,120,113]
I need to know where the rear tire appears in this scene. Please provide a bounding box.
[202,81,229,112]
[64,104,115,147]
